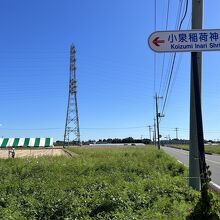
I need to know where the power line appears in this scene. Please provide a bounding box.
[179,0,189,30]
[160,0,184,98]
[0,127,63,131]
[0,125,149,131]
[161,53,177,115]
[159,0,170,95]
[2,125,220,134]
[160,0,189,116]
[168,14,191,102]
[81,126,148,130]
[175,0,184,29]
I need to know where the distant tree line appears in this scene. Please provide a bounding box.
[161,139,217,145]
[161,139,190,145]
[95,137,151,144]
[55,141,80,146]
[55,138,218,146]
[55,137,151,146]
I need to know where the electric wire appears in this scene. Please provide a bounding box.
[168,14,192,104]
[179,0,189,30]
[0,126,149,131]
[1,125,220,135]
[160,0,189,116]
[159,0,170,95]
[160,0,184,99]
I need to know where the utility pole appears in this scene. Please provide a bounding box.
[153,118,156,147]
[155,94,163,150]
[64,44,81,147]
[175,128,179,139]
[189,0,207,193]
[168,134,171,145]
[148,125,152,141]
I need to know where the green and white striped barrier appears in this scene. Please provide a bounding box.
[0,138,53,148]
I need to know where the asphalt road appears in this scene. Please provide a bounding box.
[162,146,220,187]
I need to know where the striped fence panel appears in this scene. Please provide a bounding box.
[0,138,54,148]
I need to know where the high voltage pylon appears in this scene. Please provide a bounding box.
[64,44,81,147]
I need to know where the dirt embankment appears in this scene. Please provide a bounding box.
[0,148,70,159]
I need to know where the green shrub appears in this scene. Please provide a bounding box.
[0,147,219,219]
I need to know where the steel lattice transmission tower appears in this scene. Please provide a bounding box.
[64,44,81,146]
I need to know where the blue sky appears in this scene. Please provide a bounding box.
[0,0,220,141]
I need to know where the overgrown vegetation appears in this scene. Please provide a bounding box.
[187,165,220,219]
[0,147,219,219]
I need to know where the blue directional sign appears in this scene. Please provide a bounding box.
[148,29,220,53]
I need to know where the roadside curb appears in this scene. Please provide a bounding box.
[209,181,220,194]
[171,151,220,194]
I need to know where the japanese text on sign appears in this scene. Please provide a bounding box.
[148,29,220,53]
[168,32,219,43]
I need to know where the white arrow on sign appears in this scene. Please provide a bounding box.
[148,29,220,53]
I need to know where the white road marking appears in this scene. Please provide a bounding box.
[164,147,220,165]
[177,160,183,164]
[163,147,220,194]
[206,158,220,165]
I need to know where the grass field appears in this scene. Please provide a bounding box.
[0,147,219,219]
[169,144,220,154]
